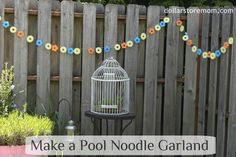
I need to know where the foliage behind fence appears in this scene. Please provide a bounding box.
[0,0,236,156]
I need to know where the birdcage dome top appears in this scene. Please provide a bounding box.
[92,57,129,81]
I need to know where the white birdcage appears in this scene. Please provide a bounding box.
[91,58,130,115]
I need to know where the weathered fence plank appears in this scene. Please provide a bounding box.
[58,0,74,134]
[72,2,83,127]
[182,7,200,135]
[13,0,30,108]
[163,7,181,135]
[81,3,97,135]
[226,8,236,157]
[123,4,142,135]
[176,7,185,136]
[143,6,160,135]
[207,9,220,137]
[27,0,38,112]
[216,10,232,157]
[0,1,5,71]
[95,5,104,135]
[104,4,118,59]
[102,4,118,135]
[50,0,60,118]
[135,11,146,135]
[155,7,165,135]
[198,10,210,135]
[36,0,52,114]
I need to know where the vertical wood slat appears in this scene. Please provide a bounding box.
[207,9,220,137]
[13,0,30,108]
[81,3,97,135]
[36,0,52,114]
[102,4,118,135]
[94,4,104,135]
[163,6,181,135]
[124,4,141,135]
[155,7,165,135]
[226,8,236,157]
[182,7,200,135]
[104,4,118,59]
[216,10,232,157]
[135,9,146,135]
[176,7,185,135]
[0,0,5,71]
[143,6,160,135]
[27,0,38,112]
[198,10,210,135]
[58,0,74,133]
[72,2,83,127]
[50,0,60,121]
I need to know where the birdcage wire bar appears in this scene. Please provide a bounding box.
[91,58,130,115]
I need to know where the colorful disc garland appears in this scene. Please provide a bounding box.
[176,19,234,60]
[0,15,234,60]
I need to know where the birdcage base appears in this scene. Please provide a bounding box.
[91,110,129,116]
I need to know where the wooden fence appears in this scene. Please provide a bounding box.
[0,0,236,156]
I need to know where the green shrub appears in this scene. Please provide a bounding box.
[0,63,15,116]
[0,110,54,146]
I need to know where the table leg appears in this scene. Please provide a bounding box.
[106,119,108,135]
[114,120,122,135]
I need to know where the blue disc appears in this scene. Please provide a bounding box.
[2,21,10,28]
[215,50,221,58]
[104,46,111,53]
[67,48,74,55]
[134,37,141,44]
[197,49,202,56]
[36,39,43,46]
[160,21,166,28]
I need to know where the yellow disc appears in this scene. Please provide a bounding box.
[114,44,121,51]
[180,25,185,32]
[45,43,52,50]
[220,47,227,53]
[155,25,161,31]
[210,53,216,60]
[191,46,197,53]
[163,17,170,23]
[182,35,189,41]
[26,35,34,43]
[228,37,234,45]
[95,47,102,54]
[202,52,208,59]
[140,33,147,40]
[60,46,67,53]
[127,41,133,48]
[10,26,17,33]
[74,48,81,55]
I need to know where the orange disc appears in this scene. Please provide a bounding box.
[17,31,25,38]
[121,42,127,49]
[176,20,183,26]
[148,28,155,35]
[224,42,229,48]
[207,51,211,57]
[87,48,94,55]
[51,44,59,52]
[187,39,193,46]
